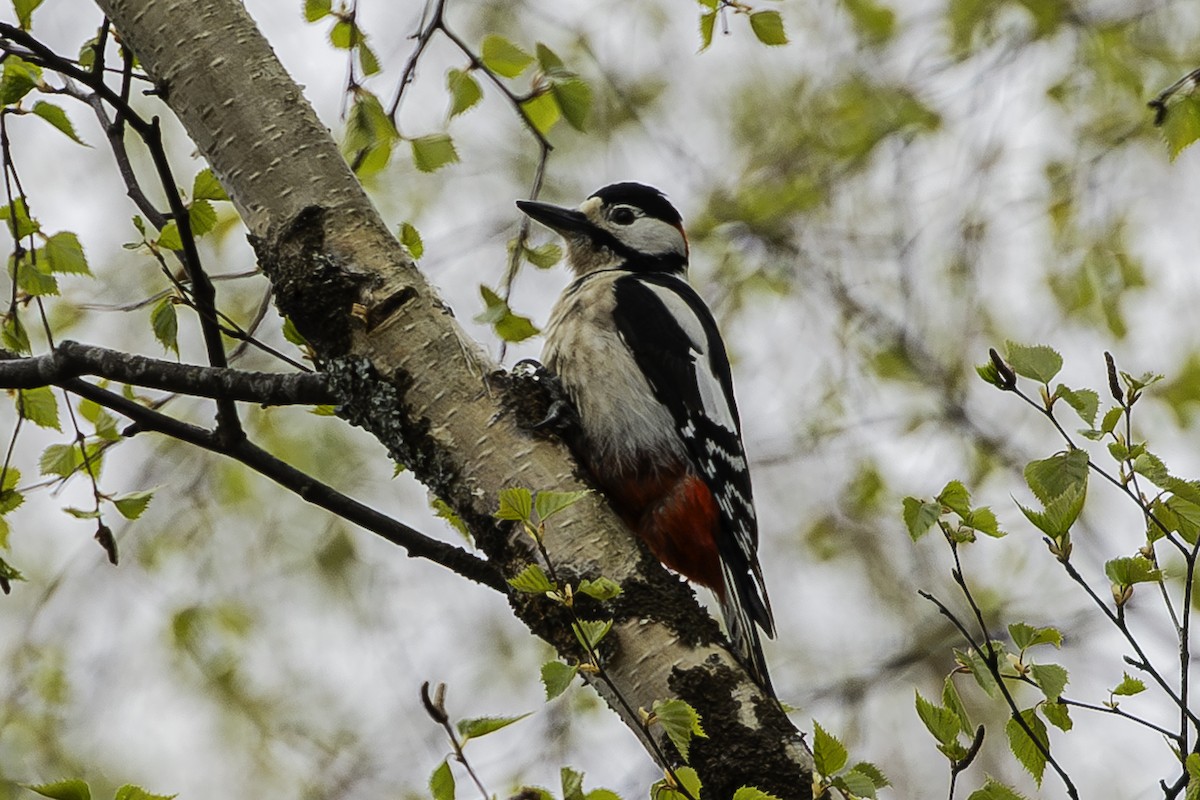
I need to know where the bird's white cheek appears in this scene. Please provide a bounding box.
[620,218,687,257]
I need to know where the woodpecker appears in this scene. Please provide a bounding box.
[516,182,776,692]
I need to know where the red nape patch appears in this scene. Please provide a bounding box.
[602,467,723,594]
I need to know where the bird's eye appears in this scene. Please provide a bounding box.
[610,207,637,225]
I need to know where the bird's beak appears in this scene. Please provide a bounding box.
[516,199,593,236]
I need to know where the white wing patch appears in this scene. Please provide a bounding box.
[641,283,739,434]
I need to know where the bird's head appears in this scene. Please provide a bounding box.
[517,182,688,276]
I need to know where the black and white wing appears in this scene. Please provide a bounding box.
[610,272,775,640]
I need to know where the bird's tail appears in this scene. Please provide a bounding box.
[720,560,775,694]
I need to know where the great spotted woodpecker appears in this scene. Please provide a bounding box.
[516,183,776,691]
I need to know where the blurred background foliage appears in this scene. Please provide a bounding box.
[2,0,1200,797]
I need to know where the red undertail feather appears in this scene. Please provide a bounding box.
[598,464,723,595]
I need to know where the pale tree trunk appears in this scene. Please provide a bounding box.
[93,0,811,794]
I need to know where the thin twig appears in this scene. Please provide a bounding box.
[0,341,333,404]
[420,681,491,800]
[58,376,504,591]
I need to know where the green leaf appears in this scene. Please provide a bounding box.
[3,313,30,354]
[508,563,554,593]
[329,18,357,49]
[13,0,43,29]
[1042,701,1072,732]
[457,712,531,741]
[942,676,973,735]
[956,646,1001,698]
[481,35,534,78]
[303,0,332,21]
[87,401,124,441]
[914,690,961,747]
[0,56,40,105]
[699,11,717,50]
[431,497,469,541]
[358,42,381,76]
[1104,555,1162,587]
[64,507,100,519]
[0,467,24,520]
[1165,476,1200,506]
[551,78,591,131]
[11,254,57,296]
[850,761,891,791]
[112,489,155,520]
[188,199,217,237]
[937,480,971,516]
[535,489,590,521]
[475,285,539,343]
[1054,385,1098,426]
[1008,622,1062,651]
[521,91,560,135]
[1029,663,1068,701]
[1017,484,1084,539]
[732,789,782,800]
[446,68,483,118]
[43,231,89,275]
[832,771,876,799]
[150,297,179,355]
[902,496,941,541]
[496,486,533,521]
[1099,406,1123,434]
[651,767,701,800]
[561,767,584,800]
[0,197,38,238]
[583,791,621,800]
[156,220,183,251]
[653,699,706,763]
[1024,449,1088,507]
[1004,341,1063,384]
[535,43,565,74]
[1005,709,1049,786]
[541,660,578,699]
[410,133,459,173]
[281,316,308,348]
[1162,94,1200,161]
[1112,672,1146,696]
[577,576,622,601]
[1186,753,1200,800]
[343,89,398,178]
[963,506,1004,538]
[495,310,539,342]
[976,360,1005,388]
[812,719,849,775]
[749,10,789,45]
[1132,450,1170,486]
[112,786,176,800]
[17,386,60,431]
[40,442,81,477]
[0,551,22,582]
[966,780,1028,800]
[572,618,612,650]
[397,221,424,260]
[513,790,553,800]
[31,102,85,145]
[25,780,91,800]
[192,168,229,202]
[524,242,562,268]
[429,759,455,800]
[843,0,896,45]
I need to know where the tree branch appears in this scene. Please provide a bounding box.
[0,341,333,405]
[58,374,504,591]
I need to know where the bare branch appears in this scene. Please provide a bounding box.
[0,340,332,405]
[60,374,505,592]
